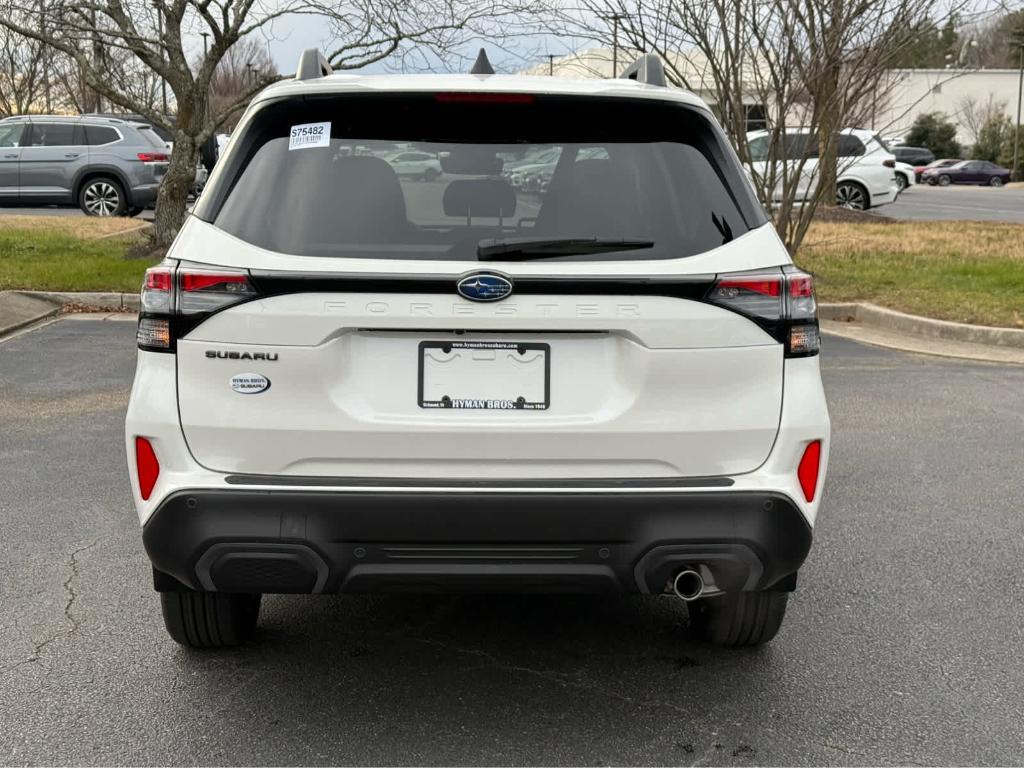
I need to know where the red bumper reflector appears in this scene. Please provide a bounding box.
[135,437,160,500]
[797,440,821,502]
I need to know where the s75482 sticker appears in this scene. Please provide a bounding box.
[288,122,331,151]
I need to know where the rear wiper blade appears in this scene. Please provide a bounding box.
[477,237,655,261]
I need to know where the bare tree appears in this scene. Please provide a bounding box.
[0,17,48,116]
[550,0,962,253]
[0,0,538,245]
[957,93,1009,144]
[206,36,275,134]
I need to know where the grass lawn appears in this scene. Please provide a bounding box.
[1,215,1022,329]
[0,217,155,292]
[799,220,1024,329]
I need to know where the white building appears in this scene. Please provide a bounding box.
[871,69,1023,144]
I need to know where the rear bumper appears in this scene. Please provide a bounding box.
[129,183,160,208]
[143,488,812,596]
[870,183,898,207]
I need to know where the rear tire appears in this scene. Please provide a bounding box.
[79,176,127,216]
[160,591,261,648]
[836,181,868,210]
[688,591,789,647]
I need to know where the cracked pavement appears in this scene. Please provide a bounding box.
[1,318,1024,765]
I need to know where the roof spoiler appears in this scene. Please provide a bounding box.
[295,48,332,81]
[620,54,666,87]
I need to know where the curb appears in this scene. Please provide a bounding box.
[21,291,142,312]
[0,291,61,337]
[0,291,140,339]
[818,302,1024,350]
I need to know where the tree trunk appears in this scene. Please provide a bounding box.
[815,61,842,208]
[151,135,198,247]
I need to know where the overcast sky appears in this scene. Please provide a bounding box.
[253,16,575,76]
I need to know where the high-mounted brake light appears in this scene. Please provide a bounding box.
[137,263,257,352]
[705,267,820,357]
[135,436,160,500]
[797,440,822,502]
[434,92,535,104]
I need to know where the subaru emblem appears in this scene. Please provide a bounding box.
[457,273,513,302]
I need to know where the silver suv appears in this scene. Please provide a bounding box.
[0,115,168,216]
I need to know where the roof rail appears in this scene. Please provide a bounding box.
[295,48,332,81]
[620,54,666,87]
[469,48,495,75]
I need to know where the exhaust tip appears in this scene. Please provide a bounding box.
[672,569,704,601]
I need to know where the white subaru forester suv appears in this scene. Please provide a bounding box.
[125,51,830,649]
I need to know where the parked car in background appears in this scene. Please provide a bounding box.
[88,112,174,145]
[892,146,935,167]
[914,158,960,182]
[0,114,167,216]
[502,147,607,194]
[923,160,1011,187]
[387,150,442,180]
[502,147,561,193]
[90,111,207,200]
[746,127,897,210]
[893,161,916,193]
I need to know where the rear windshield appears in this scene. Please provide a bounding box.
[197,94,767,261]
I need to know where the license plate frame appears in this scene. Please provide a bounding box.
[417,340,550,410]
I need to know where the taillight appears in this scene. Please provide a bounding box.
[135,436,160,500]
[797,440,822,502]
[137,262,257,352]
[704,267,820,357]
[137,152,169,162]
[883,159,895,168]
[179,268,256,315]
[708,273,784,321]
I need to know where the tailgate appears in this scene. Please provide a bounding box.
[176,291,783,479]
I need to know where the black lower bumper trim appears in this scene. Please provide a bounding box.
[142,489,812,595]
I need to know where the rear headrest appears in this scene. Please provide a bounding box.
[443,179,516,219]
[323,155,409,240]
[333,155,407,215]
[535,158,643,237]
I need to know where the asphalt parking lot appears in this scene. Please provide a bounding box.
[1,318,1023,765]
[879,184,1024,223]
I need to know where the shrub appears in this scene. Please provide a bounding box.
[905,112,961,158]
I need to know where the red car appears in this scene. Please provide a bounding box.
[914,158,961,183]
[922,160,1011,187]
